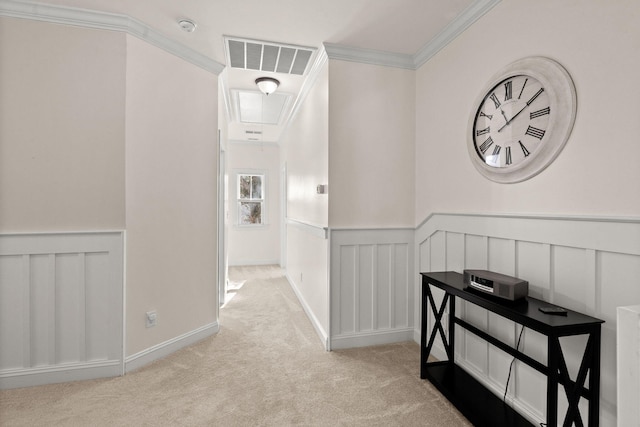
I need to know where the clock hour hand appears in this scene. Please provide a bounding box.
[497,104,528,132]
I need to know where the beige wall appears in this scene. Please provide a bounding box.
[328,60,415,228]
[0,17,126,232]
[415,0,640,222]
[227,143,280,266]
[125,35,218,356]
[284,63,330,227]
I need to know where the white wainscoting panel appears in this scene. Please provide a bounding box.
[285,219,329,350]
[415,213,640,427]
[330,228,414,349]
[0,232,124,389]
[617,304,640,426]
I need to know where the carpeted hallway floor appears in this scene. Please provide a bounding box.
[0,265,470,426]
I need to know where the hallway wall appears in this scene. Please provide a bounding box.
[280,57,330,346]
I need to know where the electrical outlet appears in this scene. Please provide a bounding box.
[146,310,157,328]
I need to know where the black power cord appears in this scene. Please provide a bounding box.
[502,326,548,427]
[503,325,525,403]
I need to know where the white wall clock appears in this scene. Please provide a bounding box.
[467,56,577,183]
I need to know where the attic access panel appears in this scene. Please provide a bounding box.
[234,90,290,125]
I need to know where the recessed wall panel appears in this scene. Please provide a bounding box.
[30,254,51,367]
[358,245,374,332]
[85,252,110,361]
[553,246,588,312]
[515,362,546,419]
[394,244,409,328]
[465,234,487,270]
[521,328,547,366]
[0,256,24,369]
[55,254,82,364]
[419,239,430,272]
[516,241,550,300]
[599,252,640,324]
[488,312,515,346]
[446,232,465,272]
[464,332,488,373]
[488,237,516,276]
[376,244,391,329]
[338,245,356,335]
[429,231,446,271]
[488,346,512,390]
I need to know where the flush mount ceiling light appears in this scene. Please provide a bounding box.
[178,19,197,33]
[255,77,280,96]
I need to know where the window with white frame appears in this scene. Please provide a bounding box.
[237,173,265,225]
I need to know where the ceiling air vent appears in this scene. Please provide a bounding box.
[225,36,316,76]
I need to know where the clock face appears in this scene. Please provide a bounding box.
[467,57,577,183]
[472,75,550,169]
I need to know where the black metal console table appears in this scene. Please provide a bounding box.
[420,272,604,427]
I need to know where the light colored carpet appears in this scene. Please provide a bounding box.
[0,265,470,426]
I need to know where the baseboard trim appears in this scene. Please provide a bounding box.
[0,360,122,390]
[331,329,415,350]
[125,322,219,373]
[285,273,329,350]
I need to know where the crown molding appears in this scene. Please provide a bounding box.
[0,0,225,75]
[413,0,501,68]
[324,0,501,70]
[323,43,415,70]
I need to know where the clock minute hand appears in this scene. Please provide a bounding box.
[498,87,545,132]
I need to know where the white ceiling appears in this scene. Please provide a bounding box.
[23,0,481,142]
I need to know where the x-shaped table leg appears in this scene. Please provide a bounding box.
[424,285,452,361]
[553,333,597,427]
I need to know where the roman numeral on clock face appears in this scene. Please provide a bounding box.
[476,127,490,136]
[518,78,528,100]
[492,145,501,156]
[479,137,494,154]
[489,93,501,109]
[504,81,512,101]
[479,111,493,120]
[519,140,531,157]
[505,146,512,165]
[530,107,550,119]
[525,125,545,140]
[527,88,545,106]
